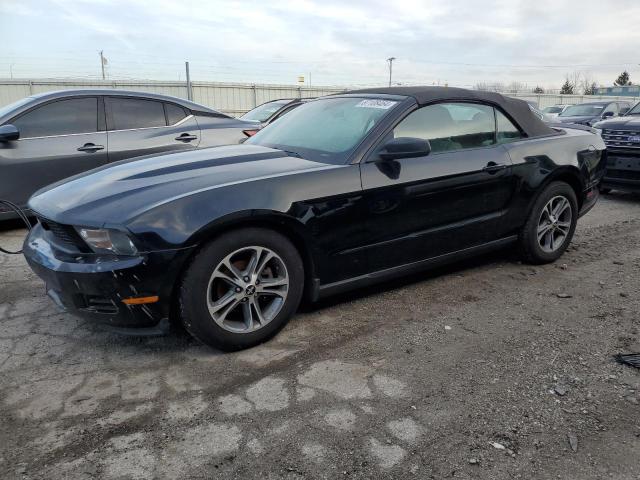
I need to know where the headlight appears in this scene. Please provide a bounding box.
[76,228,138,255]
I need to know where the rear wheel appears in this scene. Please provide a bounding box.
[179,228,304,351]
[519,181,578,264]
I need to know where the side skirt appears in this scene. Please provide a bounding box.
[315,235,518,300]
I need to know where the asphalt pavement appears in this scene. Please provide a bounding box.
[1,193,639,479]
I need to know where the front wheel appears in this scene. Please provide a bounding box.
[179,228,304,351]
[519,181,578,264]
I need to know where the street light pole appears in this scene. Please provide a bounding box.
[387,57,396,87]
[100,50,106,80]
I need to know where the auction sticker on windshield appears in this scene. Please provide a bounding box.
[355,99,397,109]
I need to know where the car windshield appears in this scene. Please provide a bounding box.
[241,100,291,122]
[543,106,563,114]
[0,96,34,119]
[246,96,399,164]
[560,104,605,117]
[626,103,640,115]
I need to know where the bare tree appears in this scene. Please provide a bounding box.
[474,82,505,92]
[504,81,527,93]
[583,82,598,95]
[579,72,597,95]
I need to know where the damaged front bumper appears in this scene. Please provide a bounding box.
[23,223,195,332]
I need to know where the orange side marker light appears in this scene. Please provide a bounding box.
[122,296,159,305]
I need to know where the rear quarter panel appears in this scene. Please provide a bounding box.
[501,128,605,233]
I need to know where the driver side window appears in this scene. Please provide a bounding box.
[392,102,496,154]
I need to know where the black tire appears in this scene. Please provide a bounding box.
[599,186,612,194]
[179,228,304,351]
[519,181,578,264]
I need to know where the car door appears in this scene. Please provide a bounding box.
[105,96,201,162]
[0,96,108,210]
[359,102,516,272]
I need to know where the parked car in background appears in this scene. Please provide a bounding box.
[556,101,633,126]
[542,104,573,119]
[593,101,640,193]
[23,87,605,351]
[0,89,259,220]
[527,103,555,123]
[240,98,313,127]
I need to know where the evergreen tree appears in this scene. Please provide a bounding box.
[614,71,631,86]
[560,79,574,95]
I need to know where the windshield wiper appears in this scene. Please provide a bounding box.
[282,150,302,158]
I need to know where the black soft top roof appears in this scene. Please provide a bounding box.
[346,86,556,138]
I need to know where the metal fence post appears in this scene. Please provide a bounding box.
[185,62,193,101]
[252,84,257,107]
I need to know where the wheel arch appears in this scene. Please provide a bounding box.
[529,166,585,213]
[168,211,319,320]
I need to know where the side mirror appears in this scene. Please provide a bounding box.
[602,111,614,119]
[379,137,431,161]
[0,124,19,142]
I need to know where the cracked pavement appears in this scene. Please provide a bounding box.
[1,193,640,479]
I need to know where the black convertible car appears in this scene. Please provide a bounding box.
[23,87,606,351]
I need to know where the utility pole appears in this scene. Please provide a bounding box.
[9,63,14,79]
[99,50,106,80]
[185,61,193,100]
[387,57,396,87]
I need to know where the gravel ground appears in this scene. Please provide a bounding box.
[0,193,639,480]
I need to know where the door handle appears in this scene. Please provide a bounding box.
[483,161,508,173]
[175,133,198,142]
[77,143,104,152]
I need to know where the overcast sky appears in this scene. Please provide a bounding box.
[1,0,639,89]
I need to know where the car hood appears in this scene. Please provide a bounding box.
[29,144,337,226]
[556,115,596,124]
[593,116,640,131]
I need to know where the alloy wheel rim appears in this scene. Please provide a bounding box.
[537,195,572,253]
[206,246,289,333]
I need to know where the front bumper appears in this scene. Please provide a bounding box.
[578,184,599,218]
[23,223,195,330]
[601,153,640,192]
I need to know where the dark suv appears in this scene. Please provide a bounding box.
[557,101,633,126]
[594,101,640,193]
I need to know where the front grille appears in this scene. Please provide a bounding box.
[605,169,640,181]
[601,129,640,149]
[37,216,91,252]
